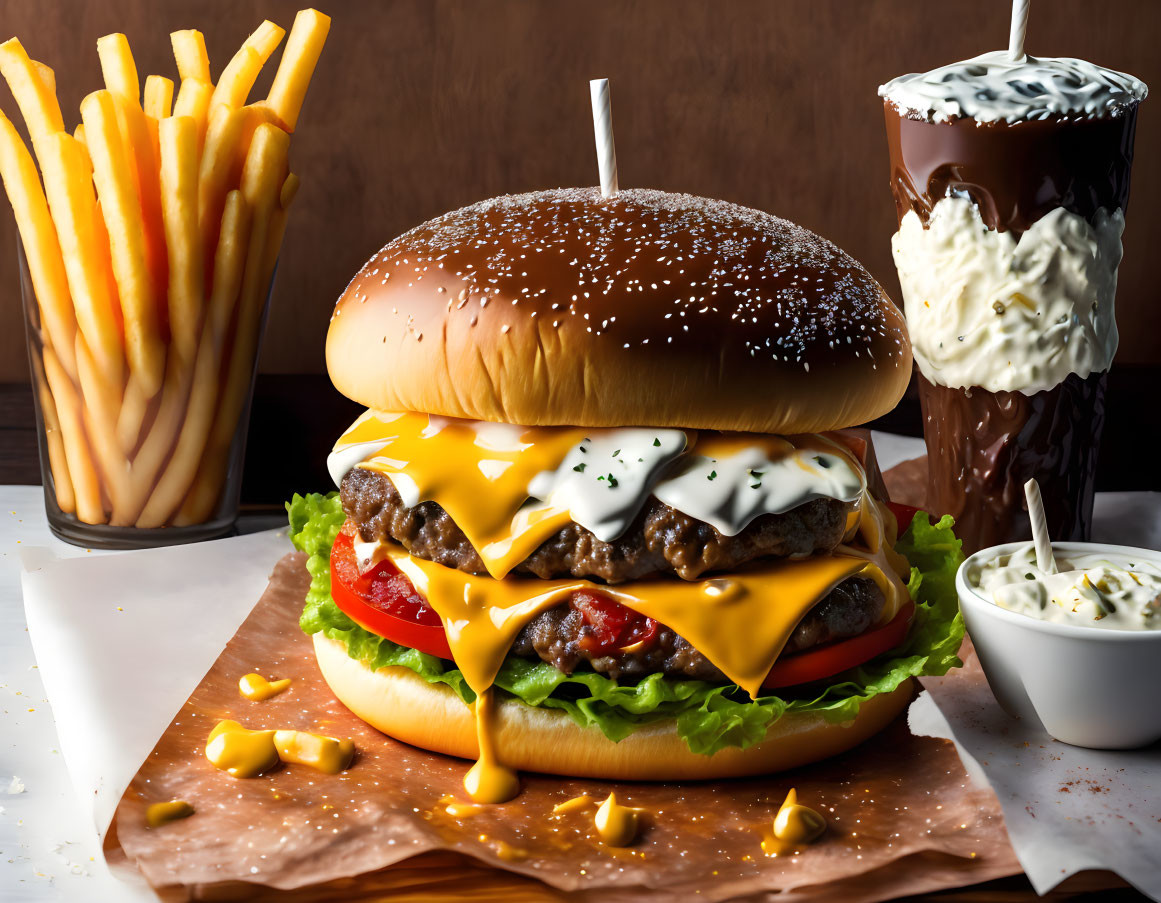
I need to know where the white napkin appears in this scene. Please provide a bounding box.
[913,679,1161,899]
[20,528,291,841]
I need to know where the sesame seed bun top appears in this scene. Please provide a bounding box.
[326,187,911,433]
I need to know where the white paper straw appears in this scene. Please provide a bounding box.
[1023,478,1057,574]
[1008,0,1031,61]
[589,78,619,198]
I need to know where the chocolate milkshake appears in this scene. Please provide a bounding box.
[879,51,1146,553]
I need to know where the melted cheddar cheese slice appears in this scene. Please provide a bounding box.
[330,411,869,582]
[381,540,905,701]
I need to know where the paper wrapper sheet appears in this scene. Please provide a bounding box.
[108,552,1019,900]
[919,647,1161,899]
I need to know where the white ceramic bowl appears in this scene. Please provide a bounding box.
[956,541,1161,750]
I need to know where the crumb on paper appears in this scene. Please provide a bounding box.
[7,776,26,794]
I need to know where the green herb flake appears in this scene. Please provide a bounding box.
[707,470,717,481]
[653,438,661,447]
[573,463,586,473]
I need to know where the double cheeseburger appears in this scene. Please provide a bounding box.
[290,188,963,792]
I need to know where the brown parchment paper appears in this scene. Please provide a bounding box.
[109,552,1020,901]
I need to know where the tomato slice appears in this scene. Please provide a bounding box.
[760,599,915,689]
[887,501,921,533]
[330,529,453,659]
[572,590,659,654]
[329,522,916,690]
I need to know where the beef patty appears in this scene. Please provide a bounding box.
[340,467,851,583]
[511,575,886,682]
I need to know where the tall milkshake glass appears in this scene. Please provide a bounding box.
[879,52,1146,553]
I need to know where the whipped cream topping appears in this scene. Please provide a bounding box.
[968,543,1161,631]
[879,50,1147,123]
[892,197,1123,394]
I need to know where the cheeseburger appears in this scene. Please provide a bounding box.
[289,188,963,798]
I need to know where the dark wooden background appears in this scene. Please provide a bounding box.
[2,0,1159,498]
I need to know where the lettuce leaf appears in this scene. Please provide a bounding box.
[287,493,965,756]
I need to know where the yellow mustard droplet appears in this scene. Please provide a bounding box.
[552,794,596,815]
[205,720,279,778]
[762,788,826,856]
[445,800,487,818]
[145,799,194,827]
[238,673,291,701]
[493,839,527,862]
[273,730,355,774]
[594,792,641,847]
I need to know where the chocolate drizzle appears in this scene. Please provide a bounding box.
[917,372,1106,554]
[883,102,1139,234]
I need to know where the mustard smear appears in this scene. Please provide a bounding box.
[146,799,194,827]
[273,730,355,774]
[238,673,291,701]
[205,720,279,778]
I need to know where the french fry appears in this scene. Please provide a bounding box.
[266,9,331,132]
[211,20,285,111]
[81,90,165,397]
[196,104,247,270]
[31,59,54,96]
[118,351,194,523]
[75,334,133,524]
[115,375,150,452]
[0,39,65,154]
[31,353,75,514]
[138,191,250,526]
[98,34,169,321]
[38,132,124,390]
[0,111,78,376]
[41,344,104,524]
[159,115,203,363]
[179,124,288,524]
[144,74,173,119]
[173,77,213,154]
[171,29,211,84]
[72,123,86,148]
[193,102,280,268]
[95,34,140,106]
[205,190,252,348]
[261,171,298,288]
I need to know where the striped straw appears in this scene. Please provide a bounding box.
[589,78,619,198]
[1008,0,1031,61]
[1023,478,1058,575]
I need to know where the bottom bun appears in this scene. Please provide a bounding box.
[314,632,913,781]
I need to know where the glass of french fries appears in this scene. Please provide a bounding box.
[3,10,329,547]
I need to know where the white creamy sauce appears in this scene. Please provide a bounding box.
[892,197,1123,394]
[879,50,1147,123]
[328,414,865,545]
[526,429,688,542]
[968,543,1161,630]
[327,440,393,489]
[651,445,862,538]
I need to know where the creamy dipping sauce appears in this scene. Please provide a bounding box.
[967,543,1161,630]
